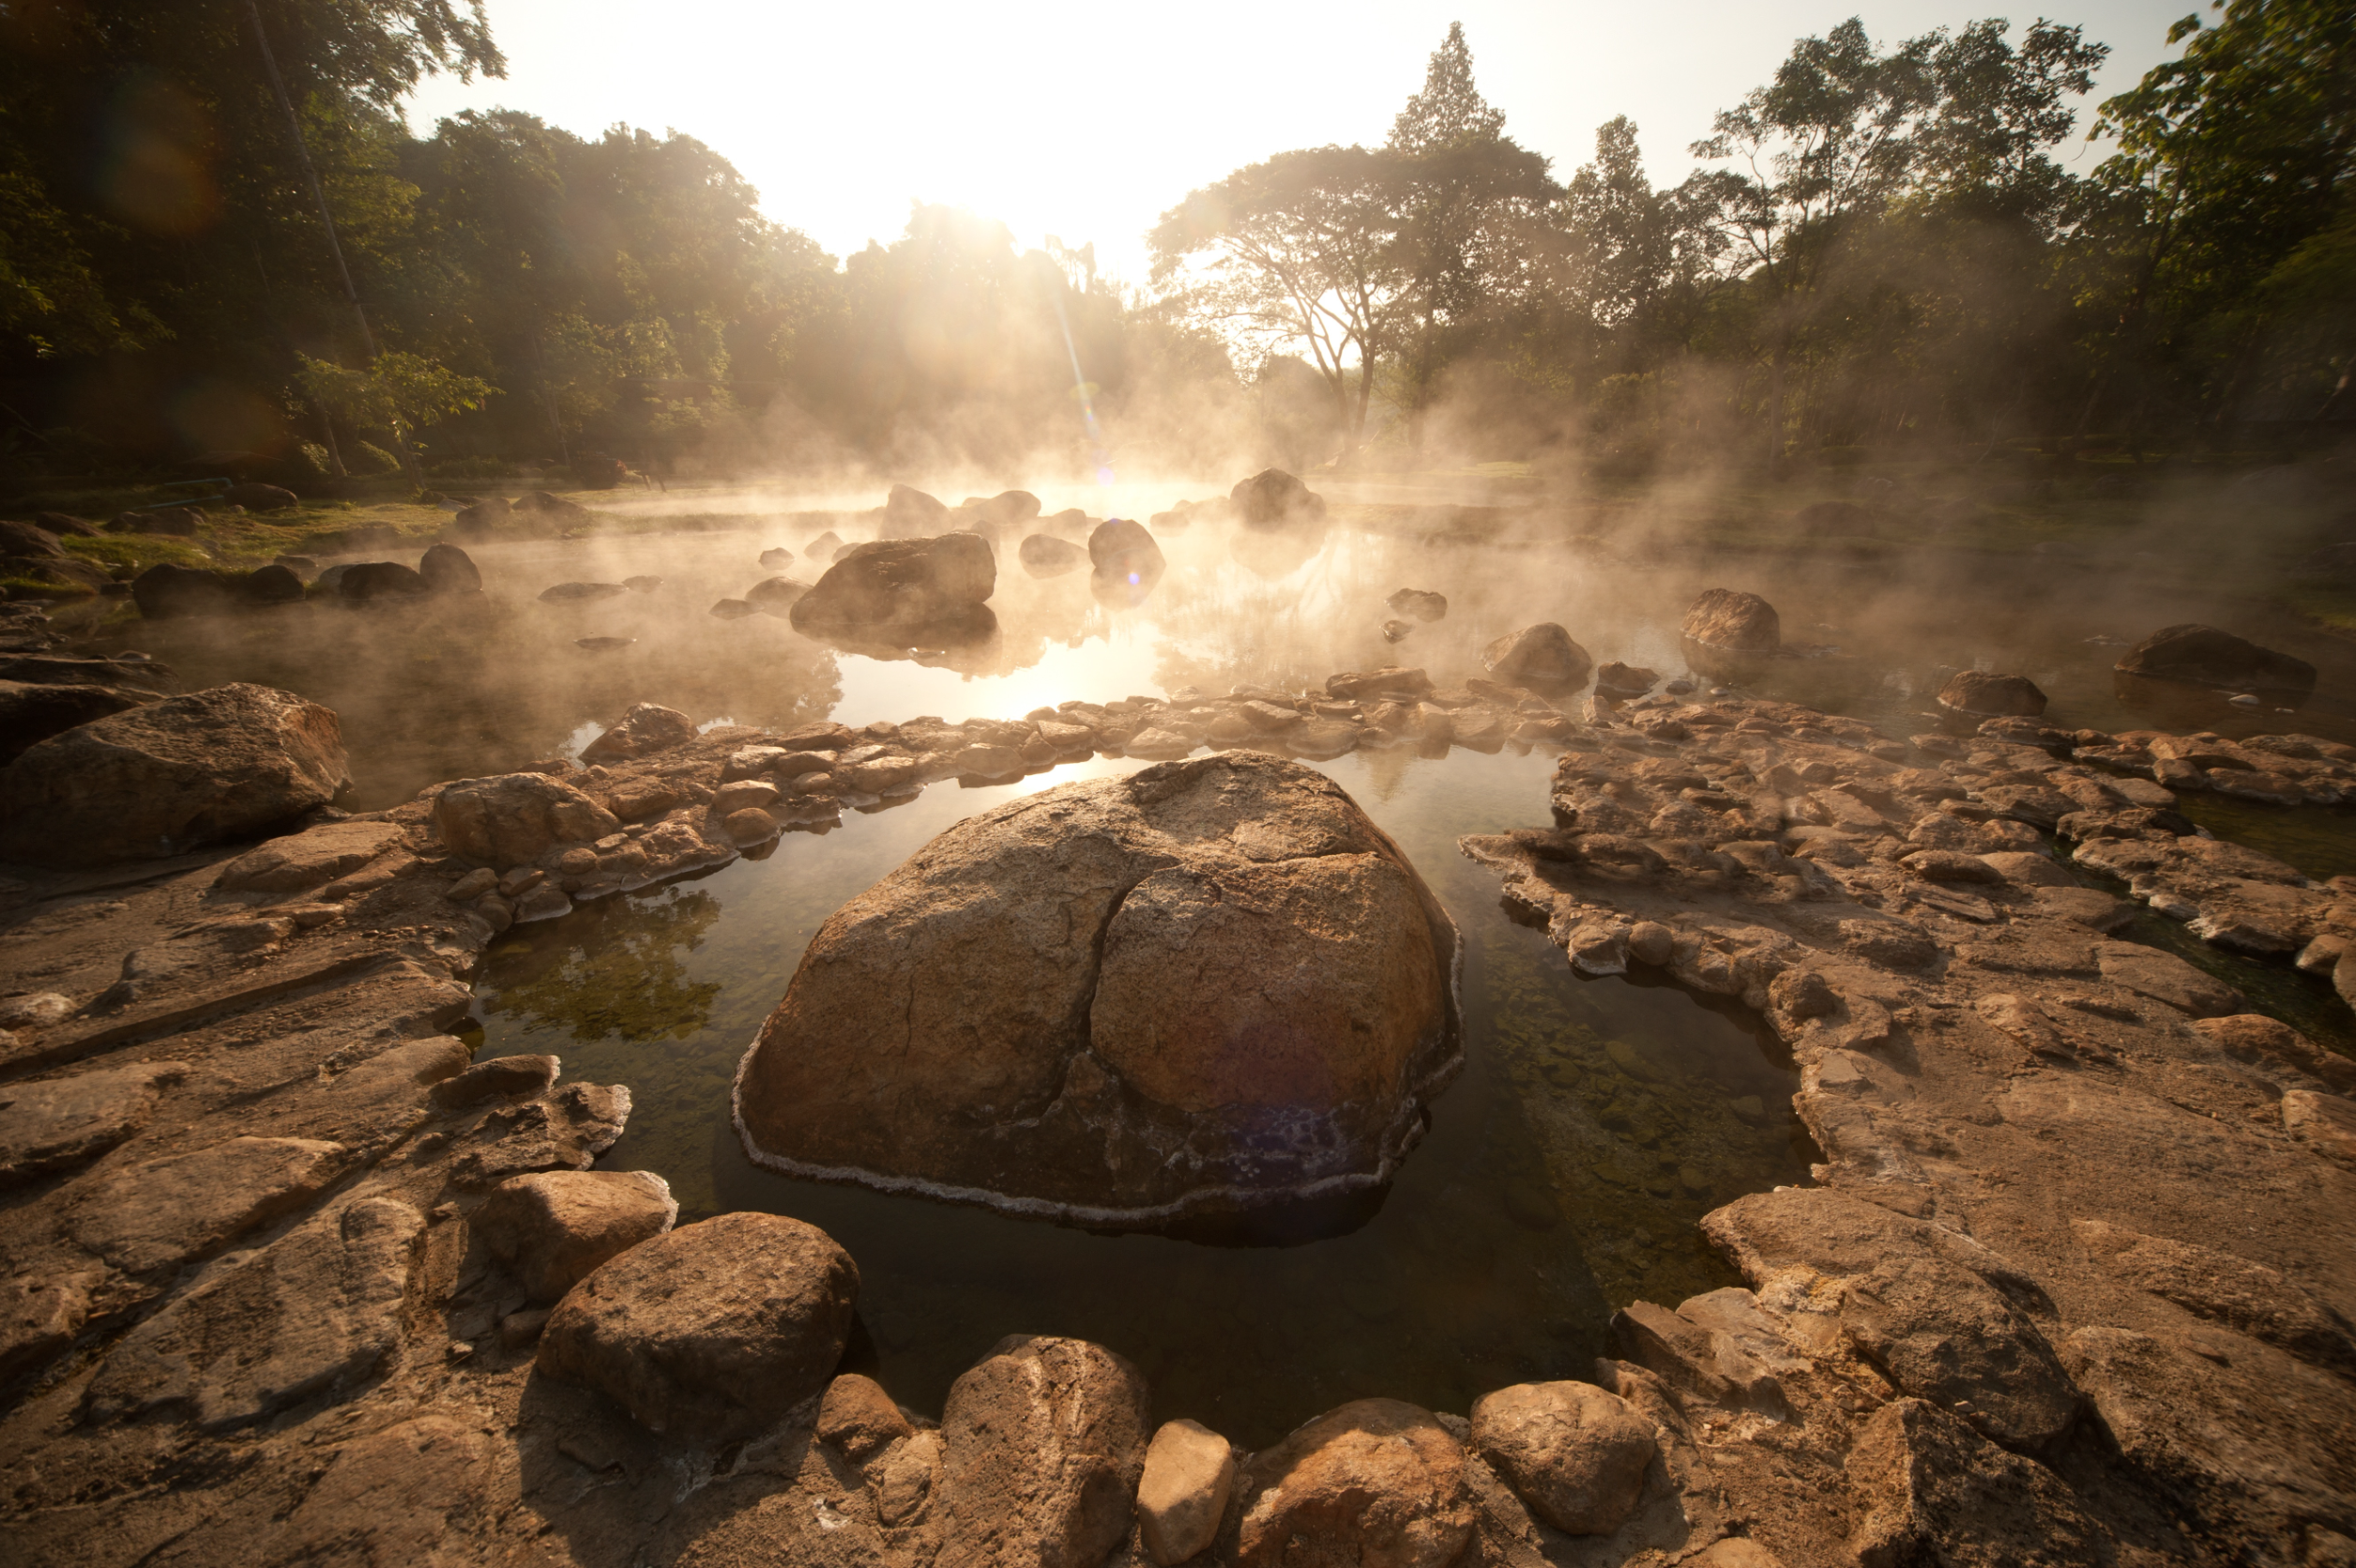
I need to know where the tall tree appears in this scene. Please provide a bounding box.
[1382,23,1558,447]
[1149,146,1406,450]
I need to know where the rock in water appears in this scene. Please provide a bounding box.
[1088,517,1165,586]
[1593,661,1659,698]
[1937,669,2047,717]
[1019,533,1087,576]
[788,534,996,641]
[335,561,431,605]
[1483,624,1593,693]
[974,490,1041,527]
[882,484,950,537]
[534,1211,858,1440]
[2115,623,2318,694]
[0,683,349,865]
[433,772,620,864]
[744,576,811,615]
[1230,468,1327,526]
[1388,587,1448,622]
[418,542,480,593]
[734,752,1463,1221]
[1681,588,1781,653]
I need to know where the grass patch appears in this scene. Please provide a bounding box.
[2284,585,2356,634]
[0,573,98,601]
[62,534,207,571]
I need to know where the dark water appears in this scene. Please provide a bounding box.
[476,749,1817,1444]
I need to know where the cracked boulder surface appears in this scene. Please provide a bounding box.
[1463,691,2356,1566]
[733,751,1463,1221]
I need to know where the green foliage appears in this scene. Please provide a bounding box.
[296,349,491,434]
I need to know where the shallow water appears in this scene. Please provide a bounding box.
[476,748,1817,1444]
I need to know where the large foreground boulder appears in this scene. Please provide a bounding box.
[734,752,1463,1220]
[1231,468,1327,526]
[534,1210,858,1440]
[2116,623,2318,693]
[0,683,349,865]
[1469,1380,1655,1534]
[788,533,996,641]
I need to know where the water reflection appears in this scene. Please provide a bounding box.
[476,748,1817,1445]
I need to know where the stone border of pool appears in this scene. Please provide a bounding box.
[0,671,2350,1567]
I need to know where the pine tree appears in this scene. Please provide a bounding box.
[1390,22,1507,153]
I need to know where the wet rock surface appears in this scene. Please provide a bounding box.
[734,751,1462,1219]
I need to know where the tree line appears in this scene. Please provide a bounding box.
[0,0,2347,484]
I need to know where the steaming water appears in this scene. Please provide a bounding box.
[92,488,2356,811]
[474,747,1816,1445]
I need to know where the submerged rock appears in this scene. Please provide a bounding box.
[335,561,432,605]
[734,752,1462,1220]
[2116,623,2318,694]
[538,581,627,603]
[0,682,349,865]
[744,575,810,615]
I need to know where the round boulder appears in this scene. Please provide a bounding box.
[223,481,296,512]
[1483,623,1593,693]
[0,683,349,865]
[1468,1380,1656,1535]
[1088,518,1164,586]
[131,563,239,620]
[534,1211,858,1440]
[238,564,306,607]
[788,534,996,641]
[1681,588,1780,653]
[418,543,481,594]
[745,576,811,615]
[1236,1398,1472,1568]
[734,752,1463,1221]
[1388,587,1448,622]
[1937,669,2046,718]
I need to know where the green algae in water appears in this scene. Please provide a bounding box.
[476,750,1816,1446]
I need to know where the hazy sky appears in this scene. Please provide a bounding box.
[404,0,2189,287]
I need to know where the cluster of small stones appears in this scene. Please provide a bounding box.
[1,660,2352,1566]
[416,668,1587,937]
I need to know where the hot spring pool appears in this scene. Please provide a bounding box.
[471,746,1818,1447]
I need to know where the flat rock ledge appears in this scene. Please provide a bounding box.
[0,680,2349,1568]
